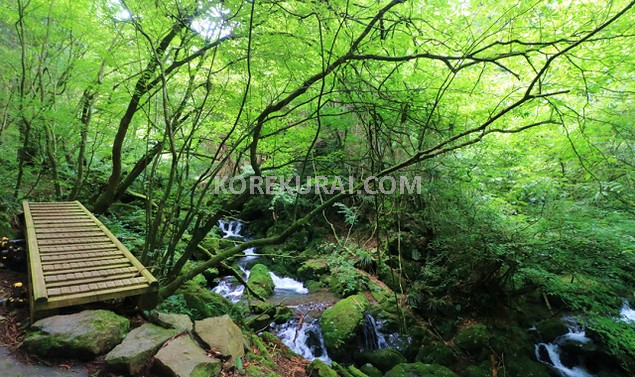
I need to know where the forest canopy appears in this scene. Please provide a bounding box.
[0,0,634,336]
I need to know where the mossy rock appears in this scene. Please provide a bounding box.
[298,259,330,280]
[249,301,293,324]
[463,361,494,377]
[356,349,407,373]
[415,341,456,366]
[385,362,459,377]
[305,280,325,292]
[455,323,491,361]
[307,359,338,377]
[535,319,568,343]
[177,280,242,321]
[359,363,383,377]
[505,354,551,377]
[320,294,369,361]
[247,264,275,298]
[22,310,130,360]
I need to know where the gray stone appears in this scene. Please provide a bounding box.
[152,312,193,332]
[153,334,221,377]
[105,323,179,375]
[21,310,129,360]
[194,315,244,367]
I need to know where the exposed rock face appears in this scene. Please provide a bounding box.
[151,311,193,332]
[105,323,179,375]
[153,334,221,377]
[21,310,129,360]
[246,264,275,298]
[319,294,369,361]
[194,315,245,367]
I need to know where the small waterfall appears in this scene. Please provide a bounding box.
[360,312,389,351]
[218,219,243,239]
[270,273,309,294]
[212,220,309,297]
[271,316,331,363]
[535,322,595,377]
[620,301,635,324]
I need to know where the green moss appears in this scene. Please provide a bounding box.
[248,264,275,298]
[175,280,243,321]
[535,319,568,343]
[298,259,329,280]
[415,341,456,366]
[320,294,369,360]
[385,363,459,377]
[307,359,338,377]
[305,280,324,292]
[463,361,493,377]
[455,323,491,361]
[359,363,383,377]
[505,355,551,377]
[356,349,407,373]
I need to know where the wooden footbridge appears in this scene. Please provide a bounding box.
[22,201,158,320]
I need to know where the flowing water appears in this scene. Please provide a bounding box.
[360,312,389,351]
[620,301,635,324]
[535,323,595,377]
[211,220,334,361]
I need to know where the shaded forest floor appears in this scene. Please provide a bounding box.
[0,268,309,377]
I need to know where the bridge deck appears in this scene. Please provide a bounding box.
[22,201,158,320]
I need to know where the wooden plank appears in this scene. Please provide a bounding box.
[37,236,112,246]
[42,258,131,271]
[39,284,154,310]
[31,219,93,226]
[75,202,158,288]
[42,262,133,276]
[36,226,101,232]
[35,231,106,240]
[46,272,138,288]
[40,249,123,261]
[39,243,117,253]
[45,266,138,282]
[41,254,126,265]
[22,202,48,304]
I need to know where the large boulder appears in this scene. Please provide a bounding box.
[320,294,369,361]
[194,315,245,367]
[22,310,129,360]
[150,311,193,332]
[356,349,407,373]
[247,264,275,298]
[105,323,179,375]
[535,319,569,343]
[153,334,221,377]
[385,363,459,377]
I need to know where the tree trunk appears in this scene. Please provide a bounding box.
[91,24,183,214]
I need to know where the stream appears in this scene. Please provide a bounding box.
[534,302,635,377]
[212,220,390,363]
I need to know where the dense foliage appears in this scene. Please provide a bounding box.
[1,0,634,372]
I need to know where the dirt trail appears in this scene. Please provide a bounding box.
[0,347,88,377]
